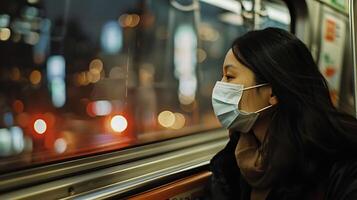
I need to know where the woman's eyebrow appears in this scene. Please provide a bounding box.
[224,64,235,71]
[224,64,238,73]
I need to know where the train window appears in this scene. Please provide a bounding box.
[0,0,290,172]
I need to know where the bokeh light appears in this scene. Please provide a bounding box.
[89,59,103,74]
[110,115,128,132]
[29,70,42,85]
[13,100,24,113]
[158,111,175,128]
[34,119,47,134]
[171,113,186,129]
[0,28,11,41]
[54,138,67,154]
[93,100,112,116]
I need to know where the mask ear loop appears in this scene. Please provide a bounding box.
[242,83,269,91]
[242,83,273,113]
[255,104,273,113]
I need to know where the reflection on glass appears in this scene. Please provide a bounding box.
[0,0,290,173]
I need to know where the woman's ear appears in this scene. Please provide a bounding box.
[267,86,278,105]
[269,93,278,105]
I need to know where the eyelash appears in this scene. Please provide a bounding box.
[225,75,234,80]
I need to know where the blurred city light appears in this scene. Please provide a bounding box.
[4,112,14,126]
[10,126,24,154]
[93,100,112,116]
[47,55,65,79]
[34,119,47,134]
[50,78,66,107]
[87,71,101,83]
[24,31,39,45]
[34,19,51,64]
[47,55,66,107]
[54,138,67,154]
[174,25,197,105]
[86,102,96,117]
[0,128,12,156]
[89,59,103,74]
[158,111,175,128]
[0,14,10,27]
[23,6,39,19]
[13,100,24,113]
[110,115,128,132]
[76,72,89,86]
[171,113,186,129]
[0,28,11,41]
[29,70,42,85]
[119,14,140,28]
[197,48,207,63]
[101,21,123,54]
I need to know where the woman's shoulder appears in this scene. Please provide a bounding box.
[324,158,357,200]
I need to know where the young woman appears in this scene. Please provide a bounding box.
[210,27,357,200]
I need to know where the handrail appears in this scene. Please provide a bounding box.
[349,0,357,118]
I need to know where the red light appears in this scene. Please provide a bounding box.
[13,100,24,113]
[86,102,96,117]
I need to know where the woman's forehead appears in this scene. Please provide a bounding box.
[223,50,246,71]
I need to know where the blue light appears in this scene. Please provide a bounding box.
[47,55,65,79]
[0,128,11,156]
[100,21,123,54]
[4,112,14,126]
[47,55,66,107]
[10,126,24,154]
[174,24,198,105]
[51,78,66,107]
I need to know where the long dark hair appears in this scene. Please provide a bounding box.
[232,27,357,196]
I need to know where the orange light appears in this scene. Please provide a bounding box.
[110,115,128,132]
[171,113,186,129]
[118,14,140,28]
[13,100,24,113]
[29,70,42,85]
[89,59,103,74]
[34,119,47,134]
[158,111,175,128]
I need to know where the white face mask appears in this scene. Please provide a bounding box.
[212,81,272,133]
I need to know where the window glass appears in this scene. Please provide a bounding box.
[0,0,290,172]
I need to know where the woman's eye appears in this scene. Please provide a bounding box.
[226,75,234,80]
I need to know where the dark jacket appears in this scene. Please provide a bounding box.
[209,133,357,200]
